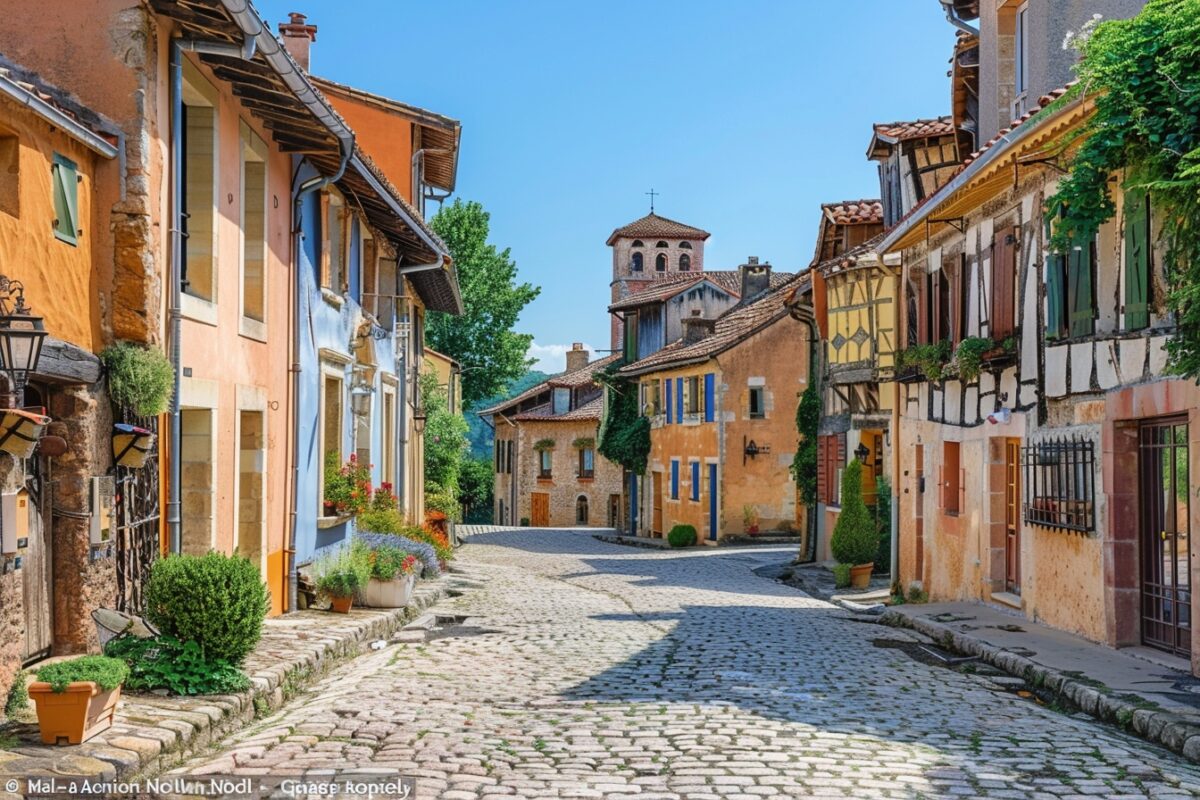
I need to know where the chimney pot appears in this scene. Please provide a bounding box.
[748,256,759,265]
[565,343,589,373]
[738,258,772,305]
[279,11,318,72]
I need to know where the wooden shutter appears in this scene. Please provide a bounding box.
[916,272,929,344]
[817,436,829,504]
[703,374,715,422]
[1068,232,1096,338]
[948,255,963,345]
[319,192,332,288]
[676,377,684,422]
[52,154,79,244]
[1124,190,1150,331]
[665,378,673,424]
[929,271,942,342]
[991,226,1018,339]
[938,464,946,510]
[1045,219,1066,339]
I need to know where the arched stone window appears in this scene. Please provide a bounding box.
[679,241,692,249]
[631,240,644,247]
[576,495,589,525]
[655,241,668,248]
[631,252,643,272]
[679,254,691,271]
[655,253,667,272]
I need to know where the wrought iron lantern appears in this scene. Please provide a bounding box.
[350,378,374,417]
[0,276,47,399]
[855,442,871,463]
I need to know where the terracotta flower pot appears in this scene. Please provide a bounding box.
[28,681,122,745]
[363,574,416,608]
[328,594,354,613]
[849,563,874,590]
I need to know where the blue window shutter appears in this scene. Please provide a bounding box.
[665,379,673,424]
[671,461,679,499]
[703,374,715,422]
[691,461,700,500]
[675,377,684,421]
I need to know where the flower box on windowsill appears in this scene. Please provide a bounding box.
[981,347,1017,367]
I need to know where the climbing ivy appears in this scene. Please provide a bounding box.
[790,382,819,508]
[596,363,650,476]
[1046,0,1200,377]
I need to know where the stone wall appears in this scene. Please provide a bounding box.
[515,419,622,528]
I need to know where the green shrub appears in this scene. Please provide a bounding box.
[104,635,249,696]
[4,670,28,717]
[874,475,892,574]
[100,341,175,417]
[425,484,462,522]
[144,552,269,666]
[832,563,852,589]
[667,524,697,547]
[899,340,952,381]
[358,507,405,534]
[953,336,995,382]
[35,656,129,693]
[830,460,880,567]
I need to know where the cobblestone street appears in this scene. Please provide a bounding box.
[181,529,1200,799]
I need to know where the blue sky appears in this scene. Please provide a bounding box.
[256,0,954,372]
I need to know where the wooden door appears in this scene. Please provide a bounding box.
[530,492,550,527]
[22,459,52,663]
[1139,417,1191,657]
[1004,439,1022,594]
[708,464,718,541]
[652,471,663,537]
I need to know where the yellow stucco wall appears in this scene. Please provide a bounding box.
[824,265,897,372]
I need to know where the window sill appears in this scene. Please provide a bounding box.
[181,292,218,327]
[537,477,553,484]
[577,476,594,483]
[239,316,268,343]
[317,513,354,529]
[320,288,345,309]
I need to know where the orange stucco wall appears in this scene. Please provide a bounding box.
[320,93,415,203]
[0,94,107,351]
[174,53,294,616]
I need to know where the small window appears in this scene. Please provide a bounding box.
[1022,437,1096,533]
[642,380,661,415]
[321,191,347,292]
[630,252,643,272]
[679,253,691,271]
[553,387,570,415]
[685,376,700,415]
[576,495,589,525]
[631,240,644,247]
[240,124,267,324]
[679,241,692,249]
[941,441,962,515]
[749,386,765,419]
[51,153,79,245]
[579,448,595,478]
[655,240,668,248]
[320,371,344,516]
[655,253,667,272]
[1015,4,1028,96]
[539,449,552,479]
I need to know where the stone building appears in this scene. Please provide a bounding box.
[882,0,1200,674]
[607,212,710,349]
[484,346,622,528]
[0,55,124,713]
[618,265,815,543]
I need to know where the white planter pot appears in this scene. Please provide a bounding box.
[363,574,416,608]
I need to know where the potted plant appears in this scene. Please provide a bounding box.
[28,655,129,745]
[362,544,420,608]
[829,460,880,589]
[100,341,175,417]
[952,337,995,383]
[742,504,760,535]
[312,546,367,613]
[323,452,372,517]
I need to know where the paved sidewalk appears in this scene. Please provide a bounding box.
[778,561,892,612]
[0,573,465,792]
[883,601,1200,760]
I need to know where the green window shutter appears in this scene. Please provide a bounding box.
[1045,219,1065,339]
[1124,189,1150,331]
[52,153,79,245]
[1067,232,1095,338]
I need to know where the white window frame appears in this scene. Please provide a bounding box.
[180,61,219,325]
[318,352,351,519]
[238,121,269,341]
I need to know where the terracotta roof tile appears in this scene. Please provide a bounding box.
[480,354,620,416]
[821,199,884,226]
[961,81,1078,167]
[813,233,887,276]
[512,396,603,422]
[608,270,793,312]
[0,55,120,149]
[606,213,711,245]
[872,116,956,143]
[618,273,812,376]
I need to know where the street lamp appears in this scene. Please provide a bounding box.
[350,375,374,417]
[854,442,871,463]
[0,277,46,405]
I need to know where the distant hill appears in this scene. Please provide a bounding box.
[465,370,550,458]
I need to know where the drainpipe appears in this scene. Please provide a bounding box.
[396,279,408,517]
[939,0,979,35]
[789,302,820,563]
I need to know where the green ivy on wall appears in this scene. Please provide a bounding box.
[1046,0,1200,377]
[596,363,650,476]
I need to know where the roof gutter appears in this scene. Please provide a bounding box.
[352,154,448,260]
[878,96,1085,253]
[939,0,978,35]
[0,76,118,158]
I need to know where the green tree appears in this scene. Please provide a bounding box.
[458,456,494,524]
[596,365,650,476]
[422,373,469,517]
[429,199,541,406]
[790,383,819,508]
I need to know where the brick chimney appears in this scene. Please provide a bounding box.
[278,12,317,72]
[683,309,715,345]
[738,256,772,305]
[565,342,589,373]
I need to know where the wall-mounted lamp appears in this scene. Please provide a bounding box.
[0,276,46,405]
[855,442,871,463]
